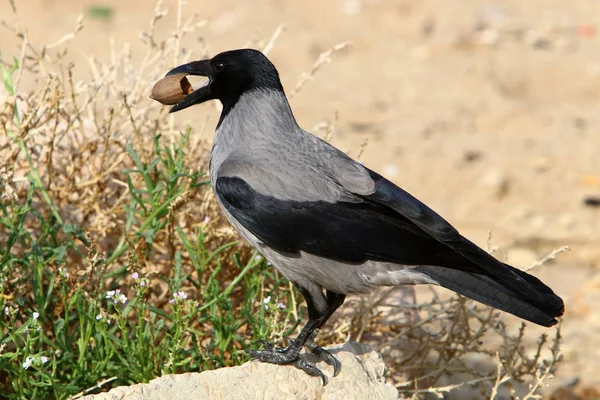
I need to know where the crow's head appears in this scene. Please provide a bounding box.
[163,49,283,113]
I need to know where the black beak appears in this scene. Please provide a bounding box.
[166,60,214,113]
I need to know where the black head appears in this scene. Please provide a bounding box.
[165,49,283,113]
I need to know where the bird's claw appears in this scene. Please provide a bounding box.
[246,340,301,364]
[246,338,338,384]
[294,357,328,385]
[304,340,342,377]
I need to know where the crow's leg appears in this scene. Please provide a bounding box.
[303,290,345,374]
[247,282,345,385]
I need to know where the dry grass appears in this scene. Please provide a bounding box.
[0,0,239,300]
[1,1,565,399]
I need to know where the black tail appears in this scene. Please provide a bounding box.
[415,264,564,327]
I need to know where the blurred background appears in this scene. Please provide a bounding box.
[3,0,600,396]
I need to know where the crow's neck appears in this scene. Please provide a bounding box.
[215,88,299,145]
[210,88,300,177]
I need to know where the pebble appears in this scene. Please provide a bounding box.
[479,168,510,198]
[583,196,600,208]
[532,156,551,172]
[382,163,399,179]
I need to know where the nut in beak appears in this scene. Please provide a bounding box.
[150,72,195,105]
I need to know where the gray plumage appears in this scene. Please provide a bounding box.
[211,88,374,202]
[211,88,435,296]
[161,48,564,384]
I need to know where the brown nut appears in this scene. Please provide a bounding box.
[150,72,194,105]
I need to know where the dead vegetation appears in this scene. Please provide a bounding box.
[0,1,567,398]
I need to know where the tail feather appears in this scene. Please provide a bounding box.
[502,263,564,313]
[415,265,564,327]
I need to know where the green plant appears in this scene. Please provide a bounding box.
[0,10,298,396]
[0,1,566,399]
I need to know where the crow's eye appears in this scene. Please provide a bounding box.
[214,62,225,72]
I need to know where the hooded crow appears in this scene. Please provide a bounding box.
[159,48,564,384]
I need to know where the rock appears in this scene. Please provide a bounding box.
[382,164,399,179]
[531,156,551,172]
[83,342,399,400]
[583,196,600,208]
[479,168,510,199]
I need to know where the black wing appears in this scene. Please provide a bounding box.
[216,176,477,268]
[363,169,537,293]
[361,169,564,324]
[216,174,564,326]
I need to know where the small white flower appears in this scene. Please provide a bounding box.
[263,296,271,304]
[194,301,200,307]
[264,305,270,311]
[170,291,189,303]
[132,272,139,280]
[22,357,33,370]
[203,216,211,224]
[106,289,126,304]
[96,313,103,320]
[4,306,9,316]
[255,255,262,261]
[140,281,146,287]
[277,303,286,309]
[32,312,39,320]
[40,356,49,364]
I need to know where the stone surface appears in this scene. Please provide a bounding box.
[83,342,399,400]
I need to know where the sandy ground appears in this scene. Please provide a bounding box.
[3,0,600,396]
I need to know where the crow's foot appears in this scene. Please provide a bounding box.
[247,338,340,385]
[304,339,341,377]
[283,335,341,377]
